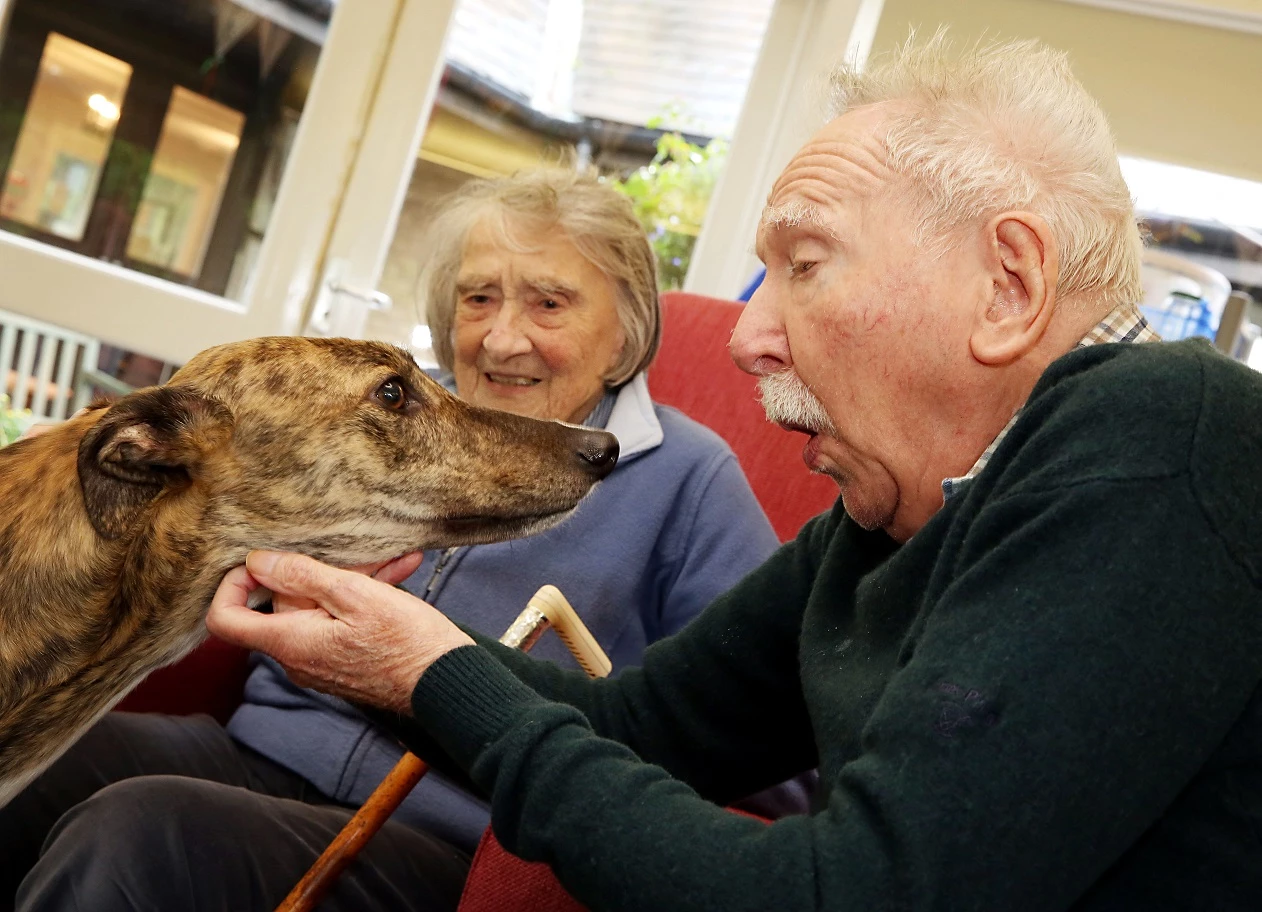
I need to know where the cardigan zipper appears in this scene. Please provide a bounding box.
[422,547,460,601]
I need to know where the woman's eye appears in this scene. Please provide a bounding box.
[540,298,560,310]
[377,379,407,410]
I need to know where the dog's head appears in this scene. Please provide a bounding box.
[77,337,618,563]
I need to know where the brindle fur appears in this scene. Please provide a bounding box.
[0,336,616,807]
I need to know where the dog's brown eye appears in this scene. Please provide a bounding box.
[377,379,406,410]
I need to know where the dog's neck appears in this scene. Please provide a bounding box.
[0,423,224,805]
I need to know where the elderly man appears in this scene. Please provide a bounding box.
[49,34,1262,911]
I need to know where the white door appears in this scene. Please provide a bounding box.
[0,0,456,367]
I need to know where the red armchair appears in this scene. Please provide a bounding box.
[648,292,838,542]
[119,290,836,910]
[116,634,251,722]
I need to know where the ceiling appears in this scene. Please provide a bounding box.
[1049,0,1262,34]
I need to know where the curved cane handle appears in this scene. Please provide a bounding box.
[276,586,610,912]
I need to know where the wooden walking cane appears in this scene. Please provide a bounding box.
[276,584,612,912]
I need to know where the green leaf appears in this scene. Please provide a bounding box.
[0,394,35,448]
[610,127,728,291]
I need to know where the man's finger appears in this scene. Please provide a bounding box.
[212,564,260,614]
[272,593,318,615]
[209,604,319,658]
[208,565,278,647]
[208,570,319,654]
[373,551,423,586]
[245,550,374,617]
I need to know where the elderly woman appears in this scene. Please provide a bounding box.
[4,169,780,911]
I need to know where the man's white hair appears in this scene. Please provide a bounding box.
[761,201,838,237]
[829,31,1143,311]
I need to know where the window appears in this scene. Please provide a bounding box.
[0,34,132,242]
[1122,156,1262,360]
[0,0,323,300]
[371,0,776,359]
[125,87,245,280]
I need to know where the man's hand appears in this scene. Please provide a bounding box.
[207,551,475,715]
[261,550,421,615]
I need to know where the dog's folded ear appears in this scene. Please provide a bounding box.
[77,386,233,540]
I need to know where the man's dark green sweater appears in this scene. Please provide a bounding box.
[402,338,1262,911]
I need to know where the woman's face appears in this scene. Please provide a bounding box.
[451,219,627,424]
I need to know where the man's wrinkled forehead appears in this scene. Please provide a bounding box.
[756,110,898,249]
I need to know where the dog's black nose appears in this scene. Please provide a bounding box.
[576,429,618,478]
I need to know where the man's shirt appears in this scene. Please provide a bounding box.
[941,303,1160,501]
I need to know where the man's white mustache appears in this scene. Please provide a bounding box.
[757,370,836,435]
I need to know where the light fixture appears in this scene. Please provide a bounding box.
[86,93,120,122]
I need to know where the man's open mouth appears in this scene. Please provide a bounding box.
[777,420,817,437]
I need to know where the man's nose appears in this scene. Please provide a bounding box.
[729,282,791,376]
[482,303,533,359]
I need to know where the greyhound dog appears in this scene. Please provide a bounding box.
[0,336,617,807]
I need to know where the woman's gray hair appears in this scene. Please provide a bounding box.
[421,167,661,387]
[829,31,1144,311]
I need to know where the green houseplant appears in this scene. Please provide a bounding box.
[611,130,728,291]
[1,394,33,447]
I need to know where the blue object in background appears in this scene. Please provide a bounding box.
[1140,291,1218,342]
[738,268,765,302]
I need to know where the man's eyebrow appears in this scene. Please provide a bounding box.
[759,202,841,240]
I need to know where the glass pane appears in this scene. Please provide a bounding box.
[0,0,324,300]
[125,87,245,279]
[369,0,775,359]
[0,33,131,241]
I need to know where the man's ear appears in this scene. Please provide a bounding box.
[970,212,1059,365]
[77,386,233,540]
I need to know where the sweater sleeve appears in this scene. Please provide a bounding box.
[410,471,1262,912]
[408,509,834,804]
